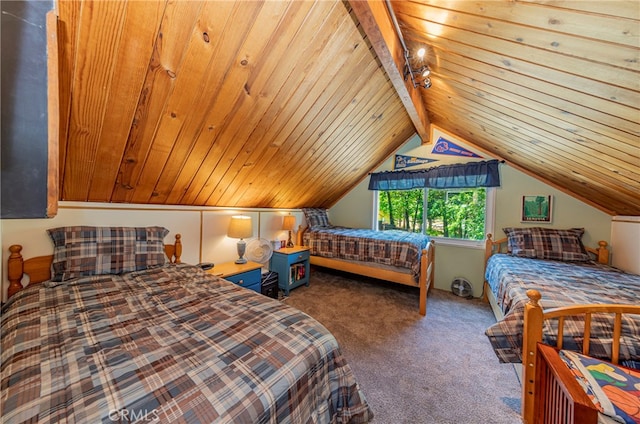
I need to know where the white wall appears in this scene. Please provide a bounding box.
[329,178,374,229]
[611,216,640,274]
[1,202,303,300]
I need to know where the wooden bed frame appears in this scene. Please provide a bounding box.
[6,234,182,299]
[297,226,435,316]
[482,234,610,318]
[481,235,625,423]
[523,289,640,424]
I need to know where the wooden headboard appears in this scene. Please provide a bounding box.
[484,233,610,267]
[6,234,182,300]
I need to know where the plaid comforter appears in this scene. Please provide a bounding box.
[1,264,373,424]
[303,227,430,281]
[484,254,640,367]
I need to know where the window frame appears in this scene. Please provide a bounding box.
[373,187,495,249]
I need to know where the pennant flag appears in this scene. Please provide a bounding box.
[432,137,483,158]
[394,155,438,169]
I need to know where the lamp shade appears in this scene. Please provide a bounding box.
[282,215,296,231]
[227,216,253,239]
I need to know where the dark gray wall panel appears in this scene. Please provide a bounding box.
[1,0,54,218]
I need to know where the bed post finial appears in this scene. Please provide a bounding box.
[485,234,493,250]
[296,225,305,247]
[526,289,541,307]
[8,245,25,299]
[484,234,495,280]
[597,241,609,264]
[522,289,543,424]
[174,234,182,264]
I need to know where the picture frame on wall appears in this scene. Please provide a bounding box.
[521,195,552,223]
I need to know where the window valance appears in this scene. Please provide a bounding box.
[368,159,501,191]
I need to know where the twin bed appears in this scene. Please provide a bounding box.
[297,208,435,316]
[483,227,640,424]
[1,226,373,423]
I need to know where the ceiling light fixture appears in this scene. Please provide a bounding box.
[385,0,432,89]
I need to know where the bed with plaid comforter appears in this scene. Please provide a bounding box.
[1,264,373,424]
[302,227,430,280]
[484,254,640,368]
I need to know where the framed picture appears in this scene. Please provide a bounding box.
[521,195,552,223]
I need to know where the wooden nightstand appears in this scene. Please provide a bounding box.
[207,261,263,293]
[269,246,310,295]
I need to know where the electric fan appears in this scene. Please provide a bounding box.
[246,238,273,267]
[451,277,473,298]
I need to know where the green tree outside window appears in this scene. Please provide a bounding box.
[377,188,486,241]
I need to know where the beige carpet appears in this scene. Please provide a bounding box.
[282,267,522,424]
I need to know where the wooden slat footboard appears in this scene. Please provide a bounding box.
[523,290,640,424]
[534,343,598,424]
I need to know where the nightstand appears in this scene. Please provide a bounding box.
[207,261,263,293]
[269,246,310,295]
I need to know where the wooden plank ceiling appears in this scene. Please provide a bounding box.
[56,0,639,215]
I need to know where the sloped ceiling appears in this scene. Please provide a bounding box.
[56,0,639,215]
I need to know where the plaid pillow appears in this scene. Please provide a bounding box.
[47,226,169,281]
[302,208,331,229]
[503,229,537,258]
[503,227,590,262]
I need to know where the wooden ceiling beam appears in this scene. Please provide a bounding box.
[348,0,430,143]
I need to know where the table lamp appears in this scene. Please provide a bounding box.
[282,215,296,248]
[228,215,253,263]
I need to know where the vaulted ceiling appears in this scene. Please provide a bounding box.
[55,1,639,215]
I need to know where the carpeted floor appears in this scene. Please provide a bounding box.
[282,267,523,424]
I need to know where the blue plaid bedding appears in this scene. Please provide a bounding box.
[1,264,373,423]
[303,227,430,281]
[484,254,640,366]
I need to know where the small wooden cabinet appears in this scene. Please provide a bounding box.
[207,261,262,293]
[269,246,310,295]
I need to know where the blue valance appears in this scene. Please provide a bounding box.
[368,160,501,191]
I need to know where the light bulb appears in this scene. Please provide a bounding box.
[417,48,426,58]
[422,68,431,78]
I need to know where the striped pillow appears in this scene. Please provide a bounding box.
[503,227,590,262]
[47,226,169,281]
[302,208,331,229]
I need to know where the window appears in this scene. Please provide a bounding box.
[369,159,500,246]
[376,187,494,246]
